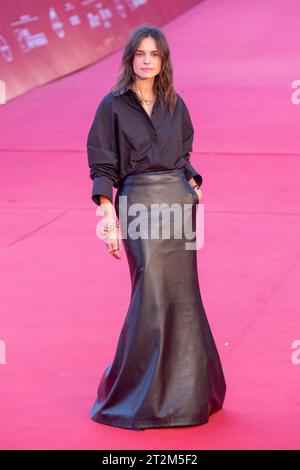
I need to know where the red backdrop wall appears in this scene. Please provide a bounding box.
[0,0,201,102]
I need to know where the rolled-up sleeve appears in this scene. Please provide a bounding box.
[181,99,203,187]
[87,96,120,205]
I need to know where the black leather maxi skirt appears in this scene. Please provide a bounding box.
[90,168,226,430]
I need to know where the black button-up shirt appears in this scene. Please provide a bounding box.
[87,85,202,206]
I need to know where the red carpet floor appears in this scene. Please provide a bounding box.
[0,0,300,449]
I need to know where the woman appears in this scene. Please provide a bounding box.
[87,24,226,430]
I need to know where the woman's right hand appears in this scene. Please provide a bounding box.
[100,197,122,260]
[104,224,122,259]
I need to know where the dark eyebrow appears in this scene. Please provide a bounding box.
[136,49,159,52]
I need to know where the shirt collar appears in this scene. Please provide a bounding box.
[111,84,134,97]
[111,84,162,119]
[112,85,160,103]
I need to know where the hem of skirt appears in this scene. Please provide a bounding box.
[89,411,219,430]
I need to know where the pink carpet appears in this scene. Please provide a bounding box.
[1,0,300,450]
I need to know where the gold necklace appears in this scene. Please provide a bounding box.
[132,87,156,105]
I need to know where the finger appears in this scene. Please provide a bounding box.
[111,237,120,259]
[105,236,115,256]
[112,231,122,259]
[106,230,121,259]
[117,230,122,252]
[107,243,114,256]
[197,190,202,202]
[113,249,121,259]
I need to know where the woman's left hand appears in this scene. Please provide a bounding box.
[193,187,202,203]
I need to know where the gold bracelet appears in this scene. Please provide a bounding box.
[100,222,119,235]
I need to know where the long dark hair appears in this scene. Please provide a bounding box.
[110,24,178,114]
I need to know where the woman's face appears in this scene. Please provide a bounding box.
[132,36,162,81]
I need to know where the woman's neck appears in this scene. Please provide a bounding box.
[132,79,155,98]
